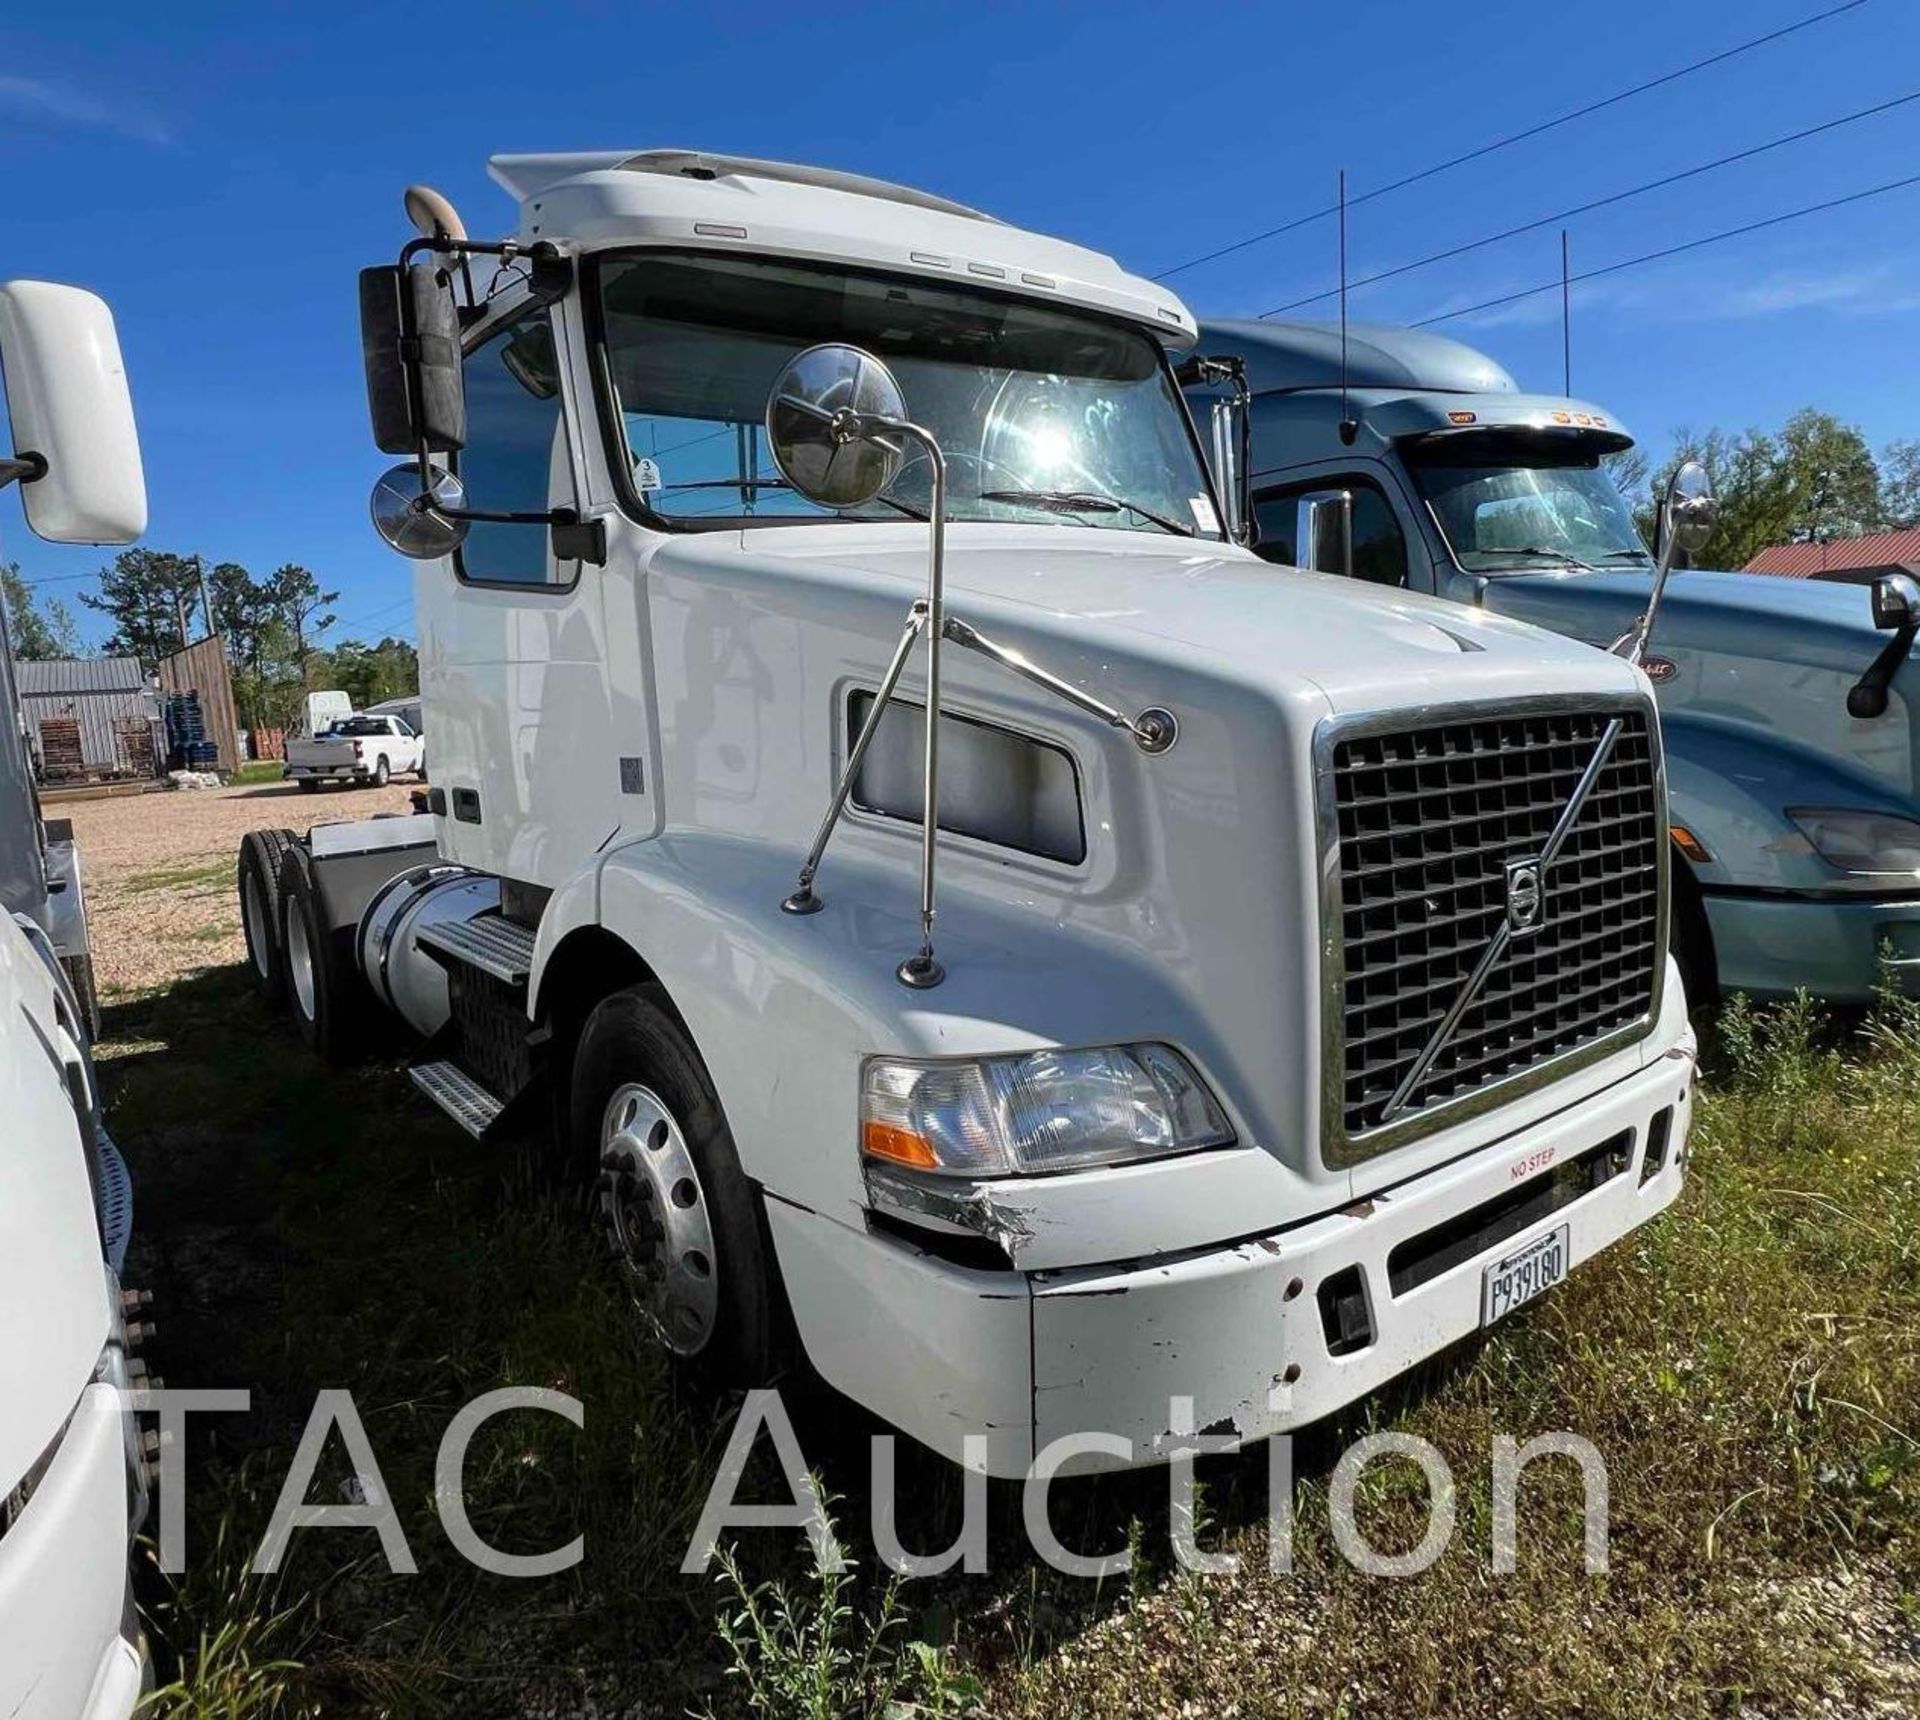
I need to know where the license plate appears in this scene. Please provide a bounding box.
[1481,1224,1569,1327]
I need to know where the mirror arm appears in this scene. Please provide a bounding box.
[0,451,47,492]
[409,498,607,566]
[1847,620,1918,719]
[782,603,931,917]
[1612,502,1681,664]
[942,617,1178,753]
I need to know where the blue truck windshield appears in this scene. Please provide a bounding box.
[1410,452,1651,574]
[594,252,1219,538]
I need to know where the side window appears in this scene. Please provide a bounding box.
[1349,488,1409,588]
[455,312,571,586]
[1251,477,1410,588]
[1251,490,1300,566]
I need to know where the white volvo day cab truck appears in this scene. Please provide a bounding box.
[0,279,153,1716]
[236,152,1698,1475]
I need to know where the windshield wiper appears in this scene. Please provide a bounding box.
[1597,549,1654,564]
[655,477,928,521]
[977,488,1195,538]
[1470,545,1599,572]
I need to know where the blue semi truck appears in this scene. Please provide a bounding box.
[1190,319,1920,1005]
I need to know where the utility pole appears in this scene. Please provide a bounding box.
[174,593,191,650]
[1560,230,1572,397]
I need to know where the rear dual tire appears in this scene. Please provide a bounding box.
[237,828,299,1009]
[278,848,370,1063]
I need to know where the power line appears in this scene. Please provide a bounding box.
[1409,170,1920,328]
[1152,0,1872,280]
[1261,85,1920,317]
[326,594,414,637]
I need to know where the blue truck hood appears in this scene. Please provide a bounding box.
[1481,565,1889,672]
[1480,565,1920,816]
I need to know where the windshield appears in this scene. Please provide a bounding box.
[593,252,1220,539]
[1408,439,1650,574]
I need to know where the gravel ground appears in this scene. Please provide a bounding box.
[64,778,418,996]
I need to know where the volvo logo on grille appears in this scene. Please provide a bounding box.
[1505,858,1546,934]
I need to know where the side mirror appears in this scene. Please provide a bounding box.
[1295,489,1354,577]
[359,263,466,456]
[1849,570,1920,720]
[765,343,908,507]
[1663,460,1718,556]
[0,281,146,544]
[1871,571,1920,632]
[1616,459,1715,664]
[369,462,469,560]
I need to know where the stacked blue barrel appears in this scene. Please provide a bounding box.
[164,692,220,771]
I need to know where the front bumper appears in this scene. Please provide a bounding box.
[0,1384,148,1719]
[769,1044,1695,1478]
[1704,889,1920,1002]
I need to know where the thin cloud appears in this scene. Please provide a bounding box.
[1414,257,1920,333]
[0,74,172,145]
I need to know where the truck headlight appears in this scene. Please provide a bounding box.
[1788,808,1920,878]
[861,1045,1234,1178]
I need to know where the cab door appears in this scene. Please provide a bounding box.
[417,297,628,885]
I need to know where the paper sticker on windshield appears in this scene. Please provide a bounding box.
[1189,494,1220,533]
[634,456,662,494]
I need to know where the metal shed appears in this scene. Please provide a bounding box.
[17,656,163,781]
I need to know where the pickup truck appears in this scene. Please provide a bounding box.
[284,713,426,791]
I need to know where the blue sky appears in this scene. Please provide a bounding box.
[4,0,1918,649]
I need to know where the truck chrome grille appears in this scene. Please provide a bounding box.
[1329,706,1661,1148]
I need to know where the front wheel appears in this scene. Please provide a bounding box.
[570,987,788,1385]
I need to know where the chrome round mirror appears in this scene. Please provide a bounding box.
[765,343,907,509]
[1664,459,1717,555]
[370,462,469,560]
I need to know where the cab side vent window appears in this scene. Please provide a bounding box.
[848,692,1086,866]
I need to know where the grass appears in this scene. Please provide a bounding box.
[99,964,1920,1719]
[231,762,291,787]
[124,858,236,897]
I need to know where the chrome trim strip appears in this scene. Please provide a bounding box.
[1315,692,1667,1169]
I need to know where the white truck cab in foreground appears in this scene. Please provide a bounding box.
[243,153,1695,1474]
[0,279,150,1714]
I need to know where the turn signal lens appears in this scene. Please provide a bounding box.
[861,1045,1234,1179]
[1670,824,1713,865]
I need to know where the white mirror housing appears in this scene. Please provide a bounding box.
[0,280,147,544]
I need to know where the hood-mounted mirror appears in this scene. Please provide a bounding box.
[1615,459,1717,666]
[1850,570,1920,719]
[766,343,1183,991]
[766,343,909,508]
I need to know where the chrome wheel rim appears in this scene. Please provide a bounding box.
[243,868,272,979]
[286,900,317,1022]
[597,1082,718,1356]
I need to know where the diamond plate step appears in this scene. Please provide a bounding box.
[409,1059,505,1139]
[416,913,536,986]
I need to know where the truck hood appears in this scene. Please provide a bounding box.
[1482,564,1896,673]
[1481,563,1920,809]
[0,919,110,1496]
[659,523,1647,713]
